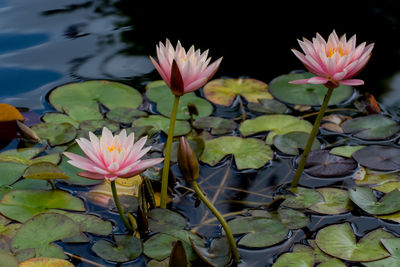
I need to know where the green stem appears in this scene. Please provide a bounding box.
[291,87,334,188]
[110,180,133,232]
[160,95,181,208]
[191,181,240,263]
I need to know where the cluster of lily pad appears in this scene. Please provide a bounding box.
[1,67,400,266]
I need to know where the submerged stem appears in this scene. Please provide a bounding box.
[110,180,133,232]
[291,87,334,188]
[191,181,240,263]
[160,95,181,208]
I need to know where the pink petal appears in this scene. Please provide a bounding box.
[307,76,330,84]
[117,158,164,178]
[339,79,364,86]
[77,171,105,180]
[63,152,98,171]
[289,78,310,84]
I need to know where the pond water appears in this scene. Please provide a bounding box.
[2,1,400,267]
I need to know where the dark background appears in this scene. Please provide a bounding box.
[117,0,400,100]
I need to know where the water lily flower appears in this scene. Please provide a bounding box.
[150,39,222,96]
[64,127,163,181]
[290,30,374,88]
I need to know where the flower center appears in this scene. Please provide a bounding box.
[107,145,121,154]
[327,47,348,58]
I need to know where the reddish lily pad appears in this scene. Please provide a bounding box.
[349,186,400,215]
[300,150,358,178]
[341,114,399,140]
[203,78,272,106]
[352,145,400,171]
[269,72,354,106]
[200,136,274,169]
[315,222,394,262]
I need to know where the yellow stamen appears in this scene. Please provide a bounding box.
[327,46,348,57]
[107,145,121,153]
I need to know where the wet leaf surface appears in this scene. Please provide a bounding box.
[364,238,400,266]
[329,145,365,158]
[203,78,272,106]
[31,122,76,146]
[247,98,289,114]
[0,162,27,186]
[281,187,324,209]
[200,136,274,169]
[269,72,353,106]
[193,116,236,135]
[272,251,314,267]
[315,222,394,262]
[148,208,187,233]
[91,235,142,262]
[273,131,321,155]
[309,188,353,214]
[106,107,148,124]
[132,115,191,136]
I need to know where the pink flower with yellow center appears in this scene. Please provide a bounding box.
[150,39,222,96]
[290,30,374,87]
[64,127,163,181]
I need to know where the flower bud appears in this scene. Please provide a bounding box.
[170,60,184,96]
[177,137,199,182]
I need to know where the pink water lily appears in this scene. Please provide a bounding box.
[290,30,374,87]
[64,127,163,181]
[150,39,222,96]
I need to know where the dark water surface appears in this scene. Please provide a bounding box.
[2,1,400,266]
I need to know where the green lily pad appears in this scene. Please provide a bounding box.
[31,122,76,146]
[48,80,142,119]
[78,119,120,133]
[203,78,272,106]
[315,222,394,262]
[42,113,80,128]
[341,114,399,140]
[193,116,236,135]
[349,186,400,215]
[374,181,400,194]
[309,188,353,214]
[269,73,353,106]
[329,145,365,158]
[0,147,44,165]
[146,80,213,120]
[273,131,321,155]
[132,115,191,136]
[0,221,21,252]
[300,150,358,178]
[190,237,231,267]
[168,136,205,162]
[106,107,148,124]
[11,213,82,259]
[58,143,103,186]
[281,187,324,209]
[352,145,400,172]
[0,179,52,200]
[143,229,203,261]
[0,190,85,222]
[317,259,347,267]
[364,238,400,267]
[247,98,289,114]
[0,162,27,186]
[200,136,274,169]
[275,207,310,229]
[239,114,313,144]
[227,216,288,248]
[0,252,18,267]
[92,235,142,262]
[23,162,70,180]
[148,208,187,233]
[272,252,314,267]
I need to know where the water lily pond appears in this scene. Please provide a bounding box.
[2,1,400,267]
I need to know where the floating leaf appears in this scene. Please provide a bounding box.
[169,137,205,162]
[92,235,142,262]
[315,222,394,262]
[329,145,365,158]
[227,216,288,248]
[203,78,272,106]
[0,147,44,165]
[191,237,231,267]
[78,119,120,133]
[275,207,310,229]
[0,190,85,222]
[146,81,213,119]
[58,143,103,186]
[193,116,236,135]
[48,80,142,118]
[31,122,76,146]
[200,136,274,169]
[309,188,353,214]
[11,213,81,259]
[247,98,289,114]
[272,252,314,267]
[132,115,191,136]
[0,252,18,267]
[19,257,74,267]
[341,114,399,140]
[23,162,70,180]
[349,186,400,215]
[42,113,79,128]
[300,150,358,178]
[239,114,313,144]
[0,162,27,186]
[364,238,400,267]
[148,208,187,233]
[281,187,324,209]
[106,107,148,124]
[143,230,203,261]
[0,221,21,252]
[269,73,353,106]
[352,145,400,171]
[273,131,320,155]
